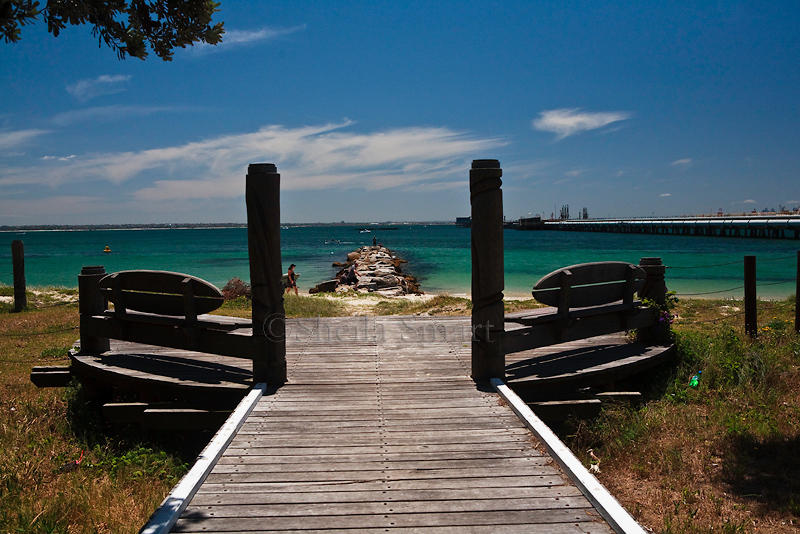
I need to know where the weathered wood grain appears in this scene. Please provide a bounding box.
[11,240,26,312]
[99,270,223,316]
[532,261,646,307]
[168,315,614,532]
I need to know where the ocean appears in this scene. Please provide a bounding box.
[1,225,797,299]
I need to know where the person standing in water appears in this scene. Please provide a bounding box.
[372,236,377,247]
[285,264,298,295]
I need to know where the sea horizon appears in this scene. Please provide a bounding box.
[2,225,797,300]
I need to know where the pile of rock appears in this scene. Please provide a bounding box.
[309,245,422,297]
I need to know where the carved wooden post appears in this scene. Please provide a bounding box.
[78,266,110,353]
[744,255,757,337]
[638,257,668,343]
[246,163,287,385]
[470,159,504,383]
[11,240,26,312]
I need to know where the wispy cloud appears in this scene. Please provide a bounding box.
[671,158,692,168]
[0,129,49,150]
[52,105,184,126]
[742,199,756,204]
[191,25,306,54]
[41,154,76,161]
[0,122,505,200]
[659,193,672,197]
[787,200,800,205]
[532,108,631,140]
[66,75,132,102]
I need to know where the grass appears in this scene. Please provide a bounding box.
[373,294,472,316]
[561,295,800,532]
[215,293,350,318]
[4,285,799,532]
[0,296,193,533]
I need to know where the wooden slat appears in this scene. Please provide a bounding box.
[532,261,646,307]
[163,315,615,533]
[99,270,223,316]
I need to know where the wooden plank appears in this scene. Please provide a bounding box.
[224,443,531,456]
[218,450,538,463]
[85,316,256,359]
[174,526,612,534]
[140,384,266,534]
[195,475,568,494]
[493,378,646,534]
[181,495,592,517]
[102,402,148,423]
[210,457,549,472]
[99,270,223,316]
[30,367,71,387]
[142,408,232,431]
[504,308,656,355]
[190,485,583,505]
[204,466,561,484]
[173,509,601,531]
[532,261,645,307]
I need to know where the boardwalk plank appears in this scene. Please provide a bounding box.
[173,509,602,531]
[166,316,613,533]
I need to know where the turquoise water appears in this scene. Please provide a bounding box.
[1,226,797,298]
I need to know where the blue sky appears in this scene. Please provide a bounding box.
[1,1,799,224]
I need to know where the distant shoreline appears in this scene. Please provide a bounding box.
[0,222,453,232]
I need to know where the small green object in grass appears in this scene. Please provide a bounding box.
[689,370,701,388]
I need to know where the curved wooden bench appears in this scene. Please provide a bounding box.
[504,261,658,355]
[81,269,257,360]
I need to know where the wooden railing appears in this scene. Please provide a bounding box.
[469,159,667,384]
[77,163,287,386]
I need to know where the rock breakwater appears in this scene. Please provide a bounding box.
[310,245,421,296]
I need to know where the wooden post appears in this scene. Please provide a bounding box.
[638,257,668,343]
[744,255,757,337]
[796,251,799,334]
[246,163,287,386]
[11,240,26,312]
[470,159,504,383]
[78,265,110,353]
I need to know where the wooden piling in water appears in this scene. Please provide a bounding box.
[470,159,505,383]
[246,163,287,385]
[11,240,26,312]
[744,255,757,337]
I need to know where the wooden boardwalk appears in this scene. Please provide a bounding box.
[170,316,613,533]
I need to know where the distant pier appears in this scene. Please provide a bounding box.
[510,215,800,240]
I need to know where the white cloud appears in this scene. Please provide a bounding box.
[66,75,132,102]
[0,129,49,150]
[742,199,756,204]
[564,169,585,177]
[659,193,672,197]
[52,105,183,126]
[191,25,306,54]
[532,108,631,140]
[671,158,692,167]
[42,154,76,161]
[787,200,800,205]
[0,122,505,200]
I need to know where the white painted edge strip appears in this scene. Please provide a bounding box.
[139,383,267,534]
[491,377,645,534]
